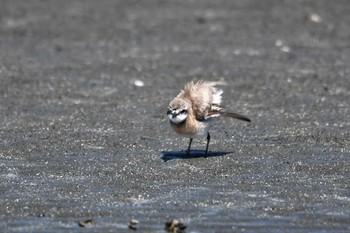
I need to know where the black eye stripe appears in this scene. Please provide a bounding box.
[167,109,187,115]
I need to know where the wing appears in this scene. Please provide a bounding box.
[177,81,225,121]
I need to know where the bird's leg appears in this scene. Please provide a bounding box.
[186,138,193,155]
[205,132,210,157]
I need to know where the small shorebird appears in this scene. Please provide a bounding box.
[167,80,250,156]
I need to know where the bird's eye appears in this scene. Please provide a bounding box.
[180,109,187,114]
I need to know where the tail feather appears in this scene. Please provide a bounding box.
[222,112,251,122]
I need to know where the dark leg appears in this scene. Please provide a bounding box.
[205,132,210,157]
[186,138,193,155]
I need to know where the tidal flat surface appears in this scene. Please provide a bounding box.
[1,0,349,232]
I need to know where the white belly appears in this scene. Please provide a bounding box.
[195,121,209,138]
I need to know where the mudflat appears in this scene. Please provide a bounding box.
[1,1,349,232]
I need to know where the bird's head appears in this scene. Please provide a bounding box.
[167,98,191,124]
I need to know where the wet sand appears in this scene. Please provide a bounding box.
[1,0,349,232]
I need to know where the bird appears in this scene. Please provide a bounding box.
[167,80,250,156]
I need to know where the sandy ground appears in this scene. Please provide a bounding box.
[1,0,349,232]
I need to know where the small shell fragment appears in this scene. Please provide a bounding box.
[78,218,93,227]
[129,219,139,230]
[165,219,186,233]
[134,80,144,87]
[309,13,322,23]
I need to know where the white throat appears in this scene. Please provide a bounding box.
[168,113,187,124]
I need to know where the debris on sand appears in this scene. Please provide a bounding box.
[78,218,93,227]
[165,219,186,233]
[134,80,144,87]
[308,13,322,23]
[129,219,139,230]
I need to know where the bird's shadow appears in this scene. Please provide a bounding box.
[161,150,231,161]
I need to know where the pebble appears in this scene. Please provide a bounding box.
[165,219,187,233]
[134,80,144,87]
[308,13,322,23]
[78,218,93,227]
[129,219,139,230]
